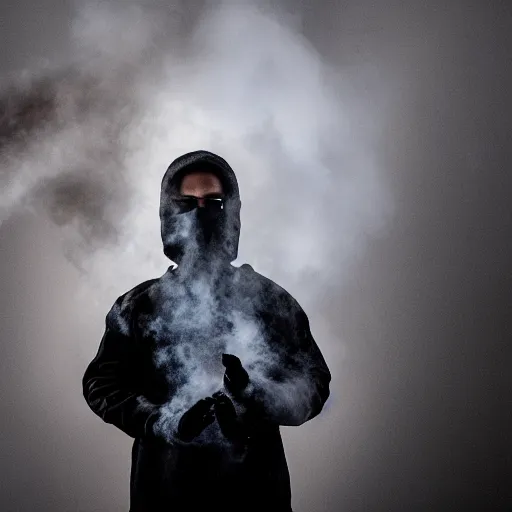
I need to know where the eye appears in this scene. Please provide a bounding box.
[207,198,224,210]
[174,197,197,212]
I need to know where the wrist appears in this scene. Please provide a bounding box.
[144,407,162,439]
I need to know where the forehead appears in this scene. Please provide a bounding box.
[180,171,223,193]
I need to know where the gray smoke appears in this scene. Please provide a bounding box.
[2,2,508,511]
[146,263,318,446]
[1,3,392,506]
[0,0,391,303]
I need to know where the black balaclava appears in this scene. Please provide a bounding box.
[160,150,242,275]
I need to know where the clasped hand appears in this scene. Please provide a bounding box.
[176,353,250,442]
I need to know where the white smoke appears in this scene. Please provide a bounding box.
[1,3,395,507]
[0,0,392,304]
[2,2,392,442]
[143,261,320,447]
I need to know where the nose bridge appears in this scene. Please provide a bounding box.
[197,197,206,207]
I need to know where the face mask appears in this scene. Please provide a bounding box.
[164,201,226,266]
[194,204,224,248]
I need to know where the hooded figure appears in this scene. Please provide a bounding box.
[82,150,331,512]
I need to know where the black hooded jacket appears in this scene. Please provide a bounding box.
[82,150,331,512]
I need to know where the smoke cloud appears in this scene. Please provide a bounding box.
[0,0,391,301]
[0,2,395,511]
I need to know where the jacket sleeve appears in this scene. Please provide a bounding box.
[82,295,162,440]
[245,302,331,428]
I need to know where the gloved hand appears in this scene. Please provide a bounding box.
[212,390,246,442]
[222,353,249,399]
[176,397,215,442]
[222,354,270,431]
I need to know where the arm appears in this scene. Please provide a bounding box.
[254,308,331,426]
[82,296,161,440]
[229,306,331,428]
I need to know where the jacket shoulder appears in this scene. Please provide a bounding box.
[106,278,159,335]
[237,264,304,316]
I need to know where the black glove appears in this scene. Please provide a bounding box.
[212,390,246,442]
[222,353,249,399]
[222,354,271,431]
[176,397,215,442]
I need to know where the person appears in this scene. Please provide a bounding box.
[82,150,331,512]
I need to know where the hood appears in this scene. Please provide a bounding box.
[159,150,242,266]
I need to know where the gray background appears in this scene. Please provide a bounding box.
[0,1,510,511]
